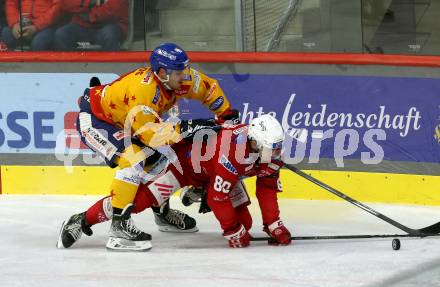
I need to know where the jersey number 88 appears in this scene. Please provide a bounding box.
[214,175,231,193]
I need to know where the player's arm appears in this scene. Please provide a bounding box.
[131,113,179,148]
[256,171,291,245]
[126,87,180,148]
[184,69,239,123]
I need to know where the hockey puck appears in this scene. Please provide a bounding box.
[392,238,401,250]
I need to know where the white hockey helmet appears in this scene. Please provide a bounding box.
[248,114,284,153]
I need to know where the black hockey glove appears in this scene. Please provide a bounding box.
[198,193,211,214]
[180,118,218,135]
[217,109,240,125]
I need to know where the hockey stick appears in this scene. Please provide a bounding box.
[251,233,440,242]
[284,164,440,236]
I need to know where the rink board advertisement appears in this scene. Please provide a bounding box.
[0,71,439,203]
[0,72,439,164]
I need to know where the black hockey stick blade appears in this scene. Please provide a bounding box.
[284,164,440,236]
[251,233,440,242]
[418,221,440,235]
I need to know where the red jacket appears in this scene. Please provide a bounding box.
[61,0,128,36]
[5,0,62,31]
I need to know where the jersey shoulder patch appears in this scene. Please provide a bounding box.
[209,96,224,111]
[219,154,238,175]
[152,86,160,104]
[142,69,154,84]
[192,69,201,94]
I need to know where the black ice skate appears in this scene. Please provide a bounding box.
[106,204,152,252]
[153,200,198,233]
[57,212,93,249]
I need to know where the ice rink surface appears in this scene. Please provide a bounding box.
[1,195,440,287]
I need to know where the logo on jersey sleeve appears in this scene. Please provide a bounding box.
[142,70,154,84]
[209,96,224,111]
[192,69,201,94]
[152,86,160,104]
[219,154,238,175]
[204,82,217,103]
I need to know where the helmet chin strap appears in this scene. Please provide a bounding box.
[154,71,173,90]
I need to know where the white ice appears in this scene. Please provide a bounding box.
[1,195,440,287]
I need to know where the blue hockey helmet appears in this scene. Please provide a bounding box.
[149,43,190,73]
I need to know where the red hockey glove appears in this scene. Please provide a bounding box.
[223,224,250,248]
[263,219,291,246]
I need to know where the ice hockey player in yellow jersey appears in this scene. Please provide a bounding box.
[91,50,233,147]
[58,43,239,251]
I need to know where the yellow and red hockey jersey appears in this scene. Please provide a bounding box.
[89,67,232,148]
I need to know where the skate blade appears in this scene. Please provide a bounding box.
[56,220,67,249]
[106,237,152,252]
[158,225,199,233]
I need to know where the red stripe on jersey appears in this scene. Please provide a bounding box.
[154,183,173,189]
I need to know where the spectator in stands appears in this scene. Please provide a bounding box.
[54,0,128,51]
[0,1,5,51]
[2,0,62,51]
[0,0,5,45]
[0,0,6,29]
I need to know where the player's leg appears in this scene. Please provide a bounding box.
[89,182,159,225]
[206,188,251,248]
[59,88,152,251]
[140,161,198,233]
[236,205,253,231]
[56,211,93,249]
[150,147,198,233]
[230,181,253,231]
[57,184,158,249]
[57,146,152,251]
[105,143,157,251]
[177,181,251,233]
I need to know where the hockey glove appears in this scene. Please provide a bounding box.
[198,192,211,214]
[180,186,204,206]
[223,224,250,248]
[263,219,291,246]
[216,108,240,125]
[180,118,218,135]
